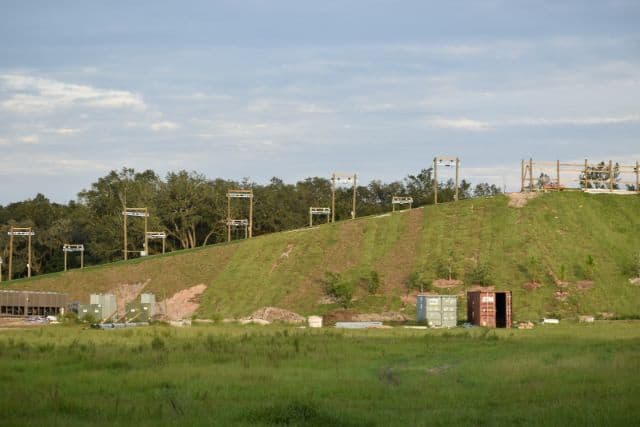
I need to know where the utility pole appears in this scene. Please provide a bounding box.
[331,172,357,222]
[7,227,35,280]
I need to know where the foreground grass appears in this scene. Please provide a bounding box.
[1,321,639,426]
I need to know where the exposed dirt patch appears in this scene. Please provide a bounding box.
[157,284,207,320]
[508,192,538,208]
[576,280,595,290]
[628,277,640,285]
[554,291,570,301]
[432,279,464,288]
[598,312,615,319]
[243,306,305,324]
[523,282,543,290]
[109,280,150,315]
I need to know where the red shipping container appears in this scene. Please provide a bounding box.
[467,291,512,328]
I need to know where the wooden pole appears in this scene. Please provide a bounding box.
[584,159,589,189]
[81,249,84,269]
[27,232,31,278]
[556,160,560,190]
[9,230,14,280]
[352,174,357,219]
[528,158,533,191]
[433,158,438,204]
[309,209,313,227]
[162,238,165,254]
[227,196,231,242]
[520,159,525,192]
[249,196,253,238]
[123,212,128,260]
[64,250,68,272]
[331,174,336,223]
[144,210,148,255]
[609,160,614,191]
[636,161,639,193]
[455,157,460,201]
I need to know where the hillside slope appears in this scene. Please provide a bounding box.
[5,192,640,321]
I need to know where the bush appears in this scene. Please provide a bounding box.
[324,272,356,308]
[585,255,596,280]
[363,271,381,294]
[406,271,429,293]
[467,262,491,286]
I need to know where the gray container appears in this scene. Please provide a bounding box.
[90,294,117,321]
[140,293,156,316]
[417,295,457,327]
[78,304,102,321]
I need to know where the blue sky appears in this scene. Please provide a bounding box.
[1,1,639,203]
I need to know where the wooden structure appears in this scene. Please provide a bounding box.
[122,207,149,260]
[309,207,331,226]
[0,290,67,317]
[433,157,460,204]
[392,196,413,211]
[226,219,249,240]
[7,226,35,280]
[467,290,512,328]
[0,257,3,282]
[63,244,84,271]
[145,232,167,254]
[521,158,640,193]
[227,189,253,241]
[331,172,357,222]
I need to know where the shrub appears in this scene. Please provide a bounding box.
[363,271,381,294]
[467,261,491,286]
[585,255,596,280]
[406,271,429,293]
[324,272,356,308]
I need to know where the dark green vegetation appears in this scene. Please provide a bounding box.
[1,167,491,277]
[6,192,640,321]
[0,322,639,426]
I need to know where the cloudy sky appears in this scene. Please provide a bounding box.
[1,1,639,203]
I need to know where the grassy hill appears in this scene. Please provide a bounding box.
[4,192,640,321]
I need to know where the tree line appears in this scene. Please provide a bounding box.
[0,167,502,278]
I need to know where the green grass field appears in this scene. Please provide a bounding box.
[4,192,640,321]
[1,321,639,426]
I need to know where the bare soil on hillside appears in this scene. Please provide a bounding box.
[508,192,538,208]
[157,284,207,320]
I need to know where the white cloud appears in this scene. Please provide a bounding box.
[247,99,334,114]
[425,114,640,132]
[505,115,640,127]
[427,117,492,131]
[0,73,146,113]
[150,121,180,131]
[52,127,81,135]
[19,135,39,144]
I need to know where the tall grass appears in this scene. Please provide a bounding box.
[0,322,639,426]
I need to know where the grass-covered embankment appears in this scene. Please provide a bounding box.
[4,192,640,320]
